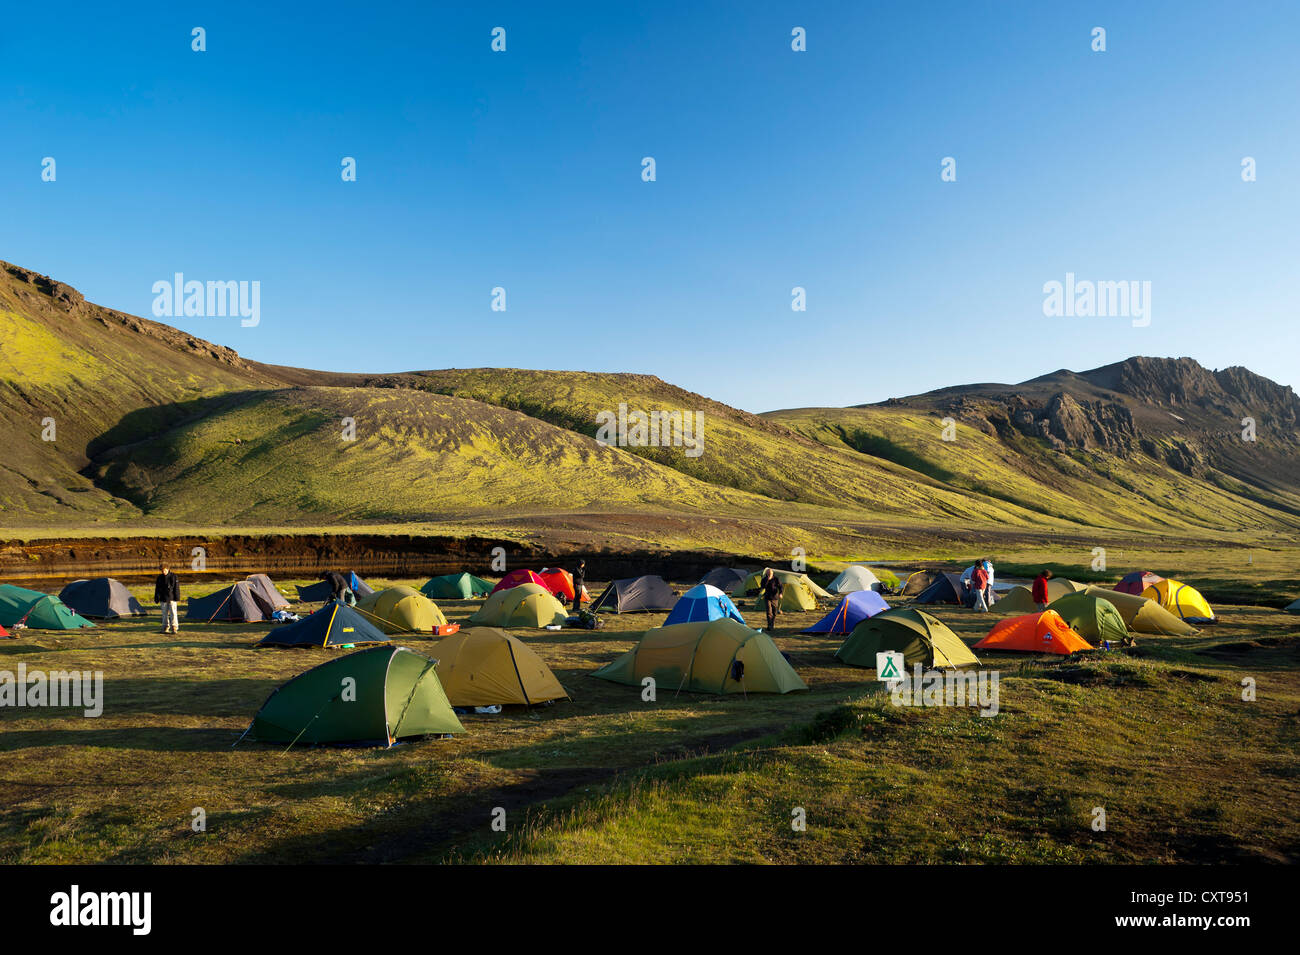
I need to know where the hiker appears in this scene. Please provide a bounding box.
[323,570,355,606]
[760,568,783,631]
[154,562,181,634]
[970,561,990,612]
[571,559,586,611]
[982,557,996,608]
[1032,569,1053,612]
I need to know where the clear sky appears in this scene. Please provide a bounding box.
[4,1,1296,413]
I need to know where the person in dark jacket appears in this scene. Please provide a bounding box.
[760,569,783,632]
[571,560,586,611]
[322,571,354,606]
[1031,569,1053,612]
[154,563,181,634]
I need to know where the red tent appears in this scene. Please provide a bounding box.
[539,568,581,602]
[490,569,549,595]
[1115,571,1163,595]
[0,623,10,638]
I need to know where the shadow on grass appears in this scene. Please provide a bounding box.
[0,726,238,753]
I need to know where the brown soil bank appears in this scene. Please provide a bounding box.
[0,533,751,587]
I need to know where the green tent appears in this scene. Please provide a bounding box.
[836,607,977,669]
[420,573,495,600]
[246,646,464,747]
[0,585,95,630]
[1047,591,1129,645]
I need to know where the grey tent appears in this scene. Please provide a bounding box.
[590,575,677,614]
[698,567,750,595]
[186,581,268,623]
[912,572,968,606]
[244,574,290,612]
[295,571,375,602]
[57,578,144,619]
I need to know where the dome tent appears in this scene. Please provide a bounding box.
[356,586,448,634]
[740,569,831,600]
[490,569,551,595]
[430,628,569,706]
[835,608,977,669]
[420,573,495,600]
[698,567,750,594]
[912,572,967,606]
[295,571,374,603]
[1141,579,1214,623]
[245,646,464,747]
[804,590,890,635]
[469,583,569,628]
[996,579,1087,613]
[244,574,290,612]
[1115,571,1163,595]
[590,575,677,614]
[58,578,144,619]
[1046,591,1129,646]
[663,584,746,626]
[594,618,806,695]
[0,585,95,630]
[827,565,881,595]
[974,611,1092,655]
[256,602,391,648]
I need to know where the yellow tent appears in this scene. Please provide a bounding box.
[430,628,568,706]
[996,579,1086,613]
[740,569,831,600]
[1141,579,1215,622]
[1081,586,1198,635]
[468,582,568,629]
[355,585,447,634]
[594,618,807,695]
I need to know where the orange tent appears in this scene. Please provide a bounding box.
[539,568,587,602]
[974,610,1093,655]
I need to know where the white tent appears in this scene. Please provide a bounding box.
[827,565,881,595]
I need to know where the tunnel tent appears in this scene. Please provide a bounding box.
[1080,586,1198,636]
[57,578,144,619]
[1141,578,1215,623]
[468,582,569,629]
[835,607,977,669]
[590,575,677,614]
[663,584,746,626]
[295,571,374,603]
[256,602,391,648]
[826,565,881,594]
[974,611,1093,655]
[1116,571,1164,595]
[244,645,464,747]
[804,590,890,635]
[698,567,750,594]
[912,572,968,606]
[420,573,495,600]
[244,574,290,612]
[430,627,569,706]
[186,582,267,623]
[0,585,95,630]
[1047,591,1129,646]
[355,586,448,634]
[593,618,806,695]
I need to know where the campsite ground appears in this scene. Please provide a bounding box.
[2,569,1298,865]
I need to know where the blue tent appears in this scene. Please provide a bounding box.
[802,590,890,634]
[663,584,746,626]
[295,571,375,603]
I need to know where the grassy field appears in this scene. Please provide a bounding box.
[2,571,1297,864]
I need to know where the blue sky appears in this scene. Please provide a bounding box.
[4,1,1296,412]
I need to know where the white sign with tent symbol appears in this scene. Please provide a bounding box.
[876,650,904,682]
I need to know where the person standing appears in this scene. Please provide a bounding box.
[154,562,181,634]
[982,557,996,608]
[760,568,783,632]
[571,560,586,611]
[970,562,990,612]
[1032,569,1053,612]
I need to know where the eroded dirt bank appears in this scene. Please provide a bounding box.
[0,532,749,587]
